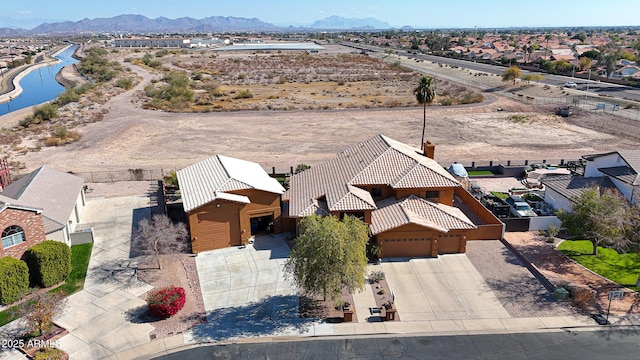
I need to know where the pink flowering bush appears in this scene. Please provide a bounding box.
[147,286,186,318]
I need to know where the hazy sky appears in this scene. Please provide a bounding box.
[2,0,639,28]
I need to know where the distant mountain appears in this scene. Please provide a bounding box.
[311,16,390,29]
[0,14,281,35]
[0,16,62,30]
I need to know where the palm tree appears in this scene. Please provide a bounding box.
[544,34,552,60]
[413,76,436,147]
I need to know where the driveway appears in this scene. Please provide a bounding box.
[55,195,155,360]
[381,255,511,322]
[185,235,323,341]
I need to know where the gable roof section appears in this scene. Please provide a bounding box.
[1,166,83,227]
[370,195,476,235]
[284,135,460,217]
[597,166,637,185]
[583,150,640,185]
[177,155,285,212]
[543,175,617,202]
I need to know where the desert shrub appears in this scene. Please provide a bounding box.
[79,47,121,82]
[43,126,81,147]
[370,270,385,283]
[115,77,134,89]
[155,49,169,58]
[440,97,454,106]
[569,286,597,312]
[460,93,484,104]
[234,89,253,99]
[33,347,66,360]
[32,103,59,122]
[56,88,81,106]
[0,257,29,305]
[25,240,71,287]
[147,286,186,318]
[192,71,204,81]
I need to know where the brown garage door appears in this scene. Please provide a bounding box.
[381,238,432,258]
[438,234,461,254]
[196,214,231,251]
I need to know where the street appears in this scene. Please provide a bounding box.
[154,330,640,359]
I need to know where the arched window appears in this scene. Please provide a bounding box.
[1,225,25,249]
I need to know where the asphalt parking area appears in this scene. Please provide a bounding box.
[381,255,511,321]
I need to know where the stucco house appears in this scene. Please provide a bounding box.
[283,135,503,258]
[543,150,640,211]
[177,155,285,253]
[0,166,85,257]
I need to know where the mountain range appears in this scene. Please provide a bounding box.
[0,15,395,36]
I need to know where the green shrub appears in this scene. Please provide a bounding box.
[0,257,29,305]
[25,241,71,288]
[115,77,134,89]
[234,89,253,99]
[32,103,59,122]
[33,347,66,360]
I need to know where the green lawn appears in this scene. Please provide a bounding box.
[0,243,93,326]
[52,243,93,295]
[490,191,509,200]
[468,170,494,176]
[558,239,640,290]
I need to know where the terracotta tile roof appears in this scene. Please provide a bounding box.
[370,195,476,235]
[284,135,460,217]
[178,155,284,212]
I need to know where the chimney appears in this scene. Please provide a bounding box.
[423,141,435,159]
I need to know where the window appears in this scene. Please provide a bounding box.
[2,225,26,249]
[370,187,383,198]
[425,191,440,199]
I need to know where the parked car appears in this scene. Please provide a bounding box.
[564,81,577,88]
[505,195,538,217]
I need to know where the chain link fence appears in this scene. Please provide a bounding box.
[72,169,164,183]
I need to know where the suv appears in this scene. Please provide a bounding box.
[564,81,577,88]
[505,196,538,217]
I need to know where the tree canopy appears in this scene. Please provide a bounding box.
[284,215,369,302]
[133,214,189,269]
[557,187,639,255]
[413,75,436,147]
[502,66,522,84]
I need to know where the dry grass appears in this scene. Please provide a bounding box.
[139,49,484,112]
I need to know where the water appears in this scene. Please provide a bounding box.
[0,45,79,116]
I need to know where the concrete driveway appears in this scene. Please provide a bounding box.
[185,234,324,341]
[381,255,510,322]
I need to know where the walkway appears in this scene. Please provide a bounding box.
[54,195,155,359]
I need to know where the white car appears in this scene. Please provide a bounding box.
[564,82,577,88]
[506,196,538,217]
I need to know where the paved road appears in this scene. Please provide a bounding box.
[153,330,640,359]
[343,42,640,101]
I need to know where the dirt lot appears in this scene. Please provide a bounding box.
[1,44,639,176]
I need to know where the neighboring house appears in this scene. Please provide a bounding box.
[0,166,85,247]
[283,135,503,258]
[542,176,617,212]
[177,155,285,253]
[543,150,640,210]
[0,201,46,258]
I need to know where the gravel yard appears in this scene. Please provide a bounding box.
[465,240,576,318]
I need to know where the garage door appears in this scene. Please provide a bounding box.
[196,214,231,251]
[438,234,461,254]
[381,238,432,258]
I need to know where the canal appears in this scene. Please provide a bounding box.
[0,45,79,116]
